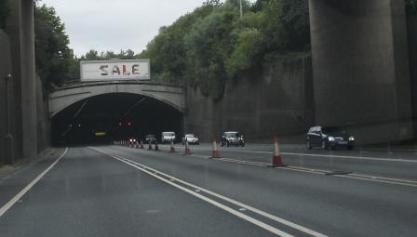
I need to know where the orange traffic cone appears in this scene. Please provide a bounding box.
[211,140,220,158]
[272,137,284,167]
[184,141,192,155]
[170,140,176,153]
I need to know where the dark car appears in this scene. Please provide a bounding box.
[221,131,245,147]
[306,126,355,150]
[128,137,137,145]
[145,134,157,144]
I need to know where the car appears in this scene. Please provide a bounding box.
[128,137,137,145]
[182,134,199,145]
[221,131,245,147]
[306,126,355,150]
[145,134,157,144]
[161,131,176,144]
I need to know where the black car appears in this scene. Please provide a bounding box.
[128,137,137,145]
[221,131,245,147]
[306,126,355,150]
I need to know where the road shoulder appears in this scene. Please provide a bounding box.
[0,147,66,208]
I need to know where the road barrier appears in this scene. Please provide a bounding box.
[184,141,192,155]
[272,137,284,167]
[211,140,220,158]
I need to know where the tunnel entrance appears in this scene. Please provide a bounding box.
[51,93,184,146]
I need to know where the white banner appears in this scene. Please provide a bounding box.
[80,59,150,81]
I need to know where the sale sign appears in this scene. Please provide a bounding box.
[80,59,151,81]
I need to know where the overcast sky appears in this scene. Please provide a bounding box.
[39,0,208,57]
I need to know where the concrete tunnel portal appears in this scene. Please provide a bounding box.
[51,93,184,146]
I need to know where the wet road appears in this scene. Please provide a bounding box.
[0,145,416,237]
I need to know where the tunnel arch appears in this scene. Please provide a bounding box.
[51,88,185,146]
[49,81,185,118]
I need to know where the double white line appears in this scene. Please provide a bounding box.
[91,147,328,237]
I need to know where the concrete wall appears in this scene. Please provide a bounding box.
[309,0,414,144]
[185,55,314,143]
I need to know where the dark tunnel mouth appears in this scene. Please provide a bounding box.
[51,93,184,146]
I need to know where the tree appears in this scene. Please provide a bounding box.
[139,5,214,83]
[406,0,417,15]
[185,11,238,99]
[35,4,76,89]
[280,0,310,51]
[80,49,137,60]
[204,0,221,7]
[83,49,99,60]
[0,0,10,29]
[139,0,311,99]
[226,28,264,77]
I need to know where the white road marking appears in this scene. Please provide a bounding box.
[91,147,328,237]
[348,174,417,185]
[281,152,417,163]
[227,149,417,164]
[111,155,294,237]
[217,158,268,167]
[155,144,417,163]
[0,147,68,218]
[340,174,417,188]
[335,175,417,188]
[118,145,417,187]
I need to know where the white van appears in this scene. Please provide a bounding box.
[161,132,176,144]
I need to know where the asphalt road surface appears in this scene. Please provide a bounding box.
[1,144,416,237]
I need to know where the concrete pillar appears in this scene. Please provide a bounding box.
[21,0,37,159]
[407,15,417,136]
[309,0,414,144]
[6,0,38,161]
[0,30,14,164]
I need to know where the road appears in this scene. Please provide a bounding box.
[0,144,416,237]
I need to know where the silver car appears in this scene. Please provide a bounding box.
[183,134,200,145]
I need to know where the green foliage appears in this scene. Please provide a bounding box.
[226,28,264,77]
[35,4,77,89]
[0,0,10,29]
[138,5,214,84]
[80,49,137,60]
[140,0,310,99]
[185,11,238,99]
[406,0,417,15]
